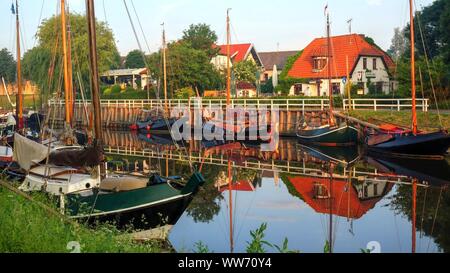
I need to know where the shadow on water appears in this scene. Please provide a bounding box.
[100,130,449,252]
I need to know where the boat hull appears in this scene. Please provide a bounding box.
[297,124,359,146]
[367,131,450,159]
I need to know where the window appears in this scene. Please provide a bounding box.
[294,84,303,95]
[313,57,327,71]
[264,73,269,81]
[363,58,367,70]
[373,58,377,70]
[332,83,340,95]
[376,82,383,93]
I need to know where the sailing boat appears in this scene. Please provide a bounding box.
[18,1,205,222]
[130,25,178,133]
[365,0,450,160]
[296,10,358,146]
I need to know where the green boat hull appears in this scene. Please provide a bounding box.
[66,172,205,222]
[297,124,359,146]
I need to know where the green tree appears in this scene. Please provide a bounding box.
[387,27,408,60]
[182,23,219,57]
[232,60,257,83]
[23,13,121,99]
[125,49,145,68]
[0,48,16,83]
[147,42,223,97]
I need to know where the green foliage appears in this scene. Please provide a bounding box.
[323,240,331,253]
[246,223,273,253]
[193,241,211,253]
[111,85,122,94]
[279,51,302,80]
[0,48,16,83]
[103,88,112,96]
[232,60,258,83]
[174,87,196,99]
[23,13,120,100]
[261,78,274,94]
[182,23,219,58]
[125,49,145,69]
[147,42,223,96]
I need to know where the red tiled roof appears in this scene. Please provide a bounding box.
[236,81,256,90]
[288,34,395,79]
[287,176,393,219]
[216,43,253,63]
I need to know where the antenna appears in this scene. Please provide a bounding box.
[347,18,353,34]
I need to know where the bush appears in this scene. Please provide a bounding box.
[103,88,112,96]
[174,87,195,99]
[111,85,122,94]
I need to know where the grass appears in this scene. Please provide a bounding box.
[348,110,450,131]
[0,184,166,253]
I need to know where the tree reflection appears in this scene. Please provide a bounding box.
[389,185,450,252]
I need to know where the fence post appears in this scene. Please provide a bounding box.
[374,100,377,111]
[397,100,401,111]
[321,100,324,110]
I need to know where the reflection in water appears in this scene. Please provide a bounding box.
[102,131,449,253]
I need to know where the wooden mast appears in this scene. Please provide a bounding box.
[15,0,23,130]
[412,179,417,253]
[226,9,231,106]
[328,165,333,253]
[409,0,418,134]
[162,24,168,116]
[67,6,74,124]
[86,0,103,144]
[326,13,334,126]
[61,0,72,125]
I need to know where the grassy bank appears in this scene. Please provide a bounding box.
[349,110,450,131]
[0,184,166,253]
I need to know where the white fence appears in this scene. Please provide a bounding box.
[49,98,428,112]
[343,98,429,112]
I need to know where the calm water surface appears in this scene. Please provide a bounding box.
[103,131,450,253]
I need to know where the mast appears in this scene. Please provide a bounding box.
[226,9,231,106]
[328,165,333,253]
[61,0,72,125]
[412,179,417,253]
[410,0,418,134]
[15,0,23,130]
[86,0,103,144]
[67,6,74,123]
[326,13,334,126]
[162,24,168,116]
[228,152,234,253]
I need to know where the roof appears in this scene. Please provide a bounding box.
[288,34,395,79]
[287,176,393,219]
[215,43,263,66]
[101,68,147,77]
[259,51,300,70]
[236,81,256,90]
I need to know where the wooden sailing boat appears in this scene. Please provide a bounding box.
[64,0,204,221]
[130,25,178,133]
[365,0,450,159]
[296,10,358,146]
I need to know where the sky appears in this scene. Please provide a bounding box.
[0,0,436,57]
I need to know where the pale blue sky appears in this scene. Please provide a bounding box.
[1,0,436,57]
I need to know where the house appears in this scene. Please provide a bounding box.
[211,43,264,70]
[0,81,38,96]
[204,90,225,97]
[259,51,299,82]
[100,68,150,90]
[236,82,257,98]
[287,34,396,97]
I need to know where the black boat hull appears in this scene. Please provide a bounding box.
[367,131,450,159]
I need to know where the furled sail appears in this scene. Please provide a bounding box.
[47,141,104,168]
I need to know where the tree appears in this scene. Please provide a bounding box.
[232,60,257,83]
[387,27,408,61]
[0,48,16,83]
[147,42,223,97]
[182,23,219,57]
[23,13,121,98]
[125,49,145,68]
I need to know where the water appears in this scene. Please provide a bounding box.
[103,131,450,253]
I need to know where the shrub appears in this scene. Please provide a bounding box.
[111,85,122,94]
[103,88,112,96]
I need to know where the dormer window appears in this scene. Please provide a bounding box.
[313,57,327,72]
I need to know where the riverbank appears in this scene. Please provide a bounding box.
[349,110,450,132]
[0,183,168,253]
